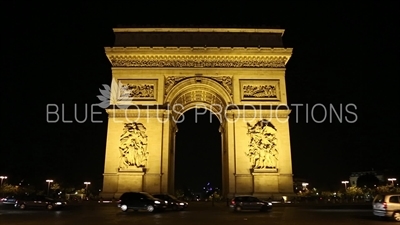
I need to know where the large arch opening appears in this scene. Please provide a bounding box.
[165,77,232,200]
[174,108,222,200]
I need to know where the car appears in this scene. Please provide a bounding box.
[373,194,400,222]
[229,196,272,212]
[14,195,67,210]
[117,192,168,213]
[1,196,18,205]
[152,194,188,211]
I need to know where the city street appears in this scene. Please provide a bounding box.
[0,201,390,225]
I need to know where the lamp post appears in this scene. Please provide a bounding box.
[46,179,53,195]
[388,178,397,185]
[84,182,91,196]
[0,176,7,186]
[342,181,349,189]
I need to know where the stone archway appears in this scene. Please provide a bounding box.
[164,76,232,197]
[166,76,232,121]
[100,27,294,200]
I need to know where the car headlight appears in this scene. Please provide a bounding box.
[55,202,62,205]
[165,201,168,204]
[268,202,272,206]
[155,200,160,204]
[179,203,184,205]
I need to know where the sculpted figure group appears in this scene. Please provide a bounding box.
[119,122,149,169]
[246,119,279,169]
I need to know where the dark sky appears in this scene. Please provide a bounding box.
[1,2,398,191]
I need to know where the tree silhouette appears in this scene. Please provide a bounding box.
[0,184,19,196]
[346,186,363,196]
[357,174,381,188]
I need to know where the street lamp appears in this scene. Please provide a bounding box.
[388,178,397,185]
[0,176,7,186]
[341,181,349,189]
[46,179,53,195]
[84,182,91,194]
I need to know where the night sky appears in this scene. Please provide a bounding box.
[2,2,398,191]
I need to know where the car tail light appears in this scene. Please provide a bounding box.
[383,202,387,209]
[231,199,235,205]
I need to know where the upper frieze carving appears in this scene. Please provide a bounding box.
[108,55,287,68]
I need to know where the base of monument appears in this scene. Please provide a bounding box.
[252,192,296,201]
[118,167,145,172]
[99,192,117,201]
[227,192,296,201]
[252,168,278,173]
[100,192,132,201]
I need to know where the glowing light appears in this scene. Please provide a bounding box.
[84,182,91,195]
[0,176,7,186]
[388,178,397,185]
[46,179,53,195]
[341,181,349,189]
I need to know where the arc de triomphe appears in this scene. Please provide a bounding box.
[101,28,294,199]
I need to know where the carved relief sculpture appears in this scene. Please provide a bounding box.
[119,83,155,99]
[165,76,186,95]
[119,122,149,169]
[240,79,280,101]
[210,76,232,95]
[243,85,277,98]
[116,79,158,101]
[245,119,278,169]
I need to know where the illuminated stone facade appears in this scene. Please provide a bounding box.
[101,28,294,199]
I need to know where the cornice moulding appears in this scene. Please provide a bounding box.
[105,47,293,55]
[112,28,285,34]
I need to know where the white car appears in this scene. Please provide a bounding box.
[373,194,400,222]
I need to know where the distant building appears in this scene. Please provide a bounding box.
[349,171,385,187]
[293,178,310,192]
